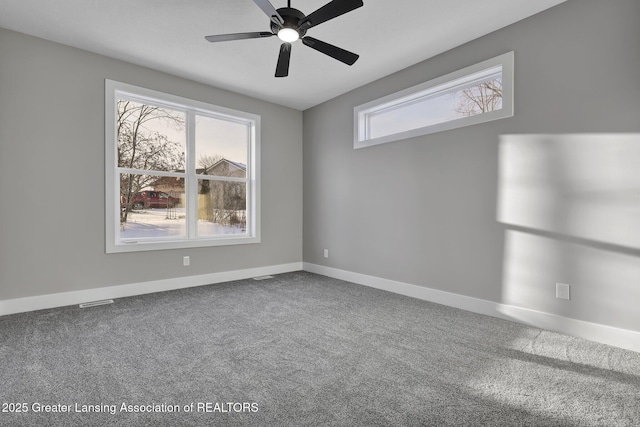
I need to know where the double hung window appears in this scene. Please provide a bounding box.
[105,80,260,253]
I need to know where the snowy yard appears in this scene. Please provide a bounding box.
[120,208,245,239]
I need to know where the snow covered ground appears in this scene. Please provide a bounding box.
[120,208,245,239]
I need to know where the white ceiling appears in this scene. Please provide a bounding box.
[0,0,567,110]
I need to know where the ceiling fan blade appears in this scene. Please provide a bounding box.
[253,0,284,25]
[302,37,359,65]
[275,43,292,77]
[299,0,363,31]
[205,32,273,43]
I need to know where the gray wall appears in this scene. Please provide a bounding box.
[0,28,303,300]
[303,0,640,331]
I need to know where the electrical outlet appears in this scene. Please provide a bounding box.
[183,256,190,267]
[323,249,329,258]
[556,283,570,300]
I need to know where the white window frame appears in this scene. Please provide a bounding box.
[105,80,260,253]
[354,51,514,149]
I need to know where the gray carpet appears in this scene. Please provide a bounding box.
[1,271,639,426]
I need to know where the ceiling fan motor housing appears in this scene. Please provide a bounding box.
[271,8,308,38]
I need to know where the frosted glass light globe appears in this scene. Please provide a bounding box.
[278,28,299,43]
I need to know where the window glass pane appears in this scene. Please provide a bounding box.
[117,100,186,171]
[366,75,503,141]
[197,179,247,236]
[367,92,459,140]
[195,115,248,178]
[120,174,186,240]
[451,77,502,117]
[354,53,513,149]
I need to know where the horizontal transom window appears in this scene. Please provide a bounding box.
[354,51,514,148]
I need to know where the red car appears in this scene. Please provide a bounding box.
[128,191,181,209]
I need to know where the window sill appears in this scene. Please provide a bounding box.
[106,235,261,254]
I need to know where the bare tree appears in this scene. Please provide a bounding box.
[117,100,185,222]
[455,79,503,117]
[198,154,223,172]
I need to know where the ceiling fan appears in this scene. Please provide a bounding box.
[205,0,364,77]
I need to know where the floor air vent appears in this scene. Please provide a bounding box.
[253,275,274,281]
[79,299,114,308]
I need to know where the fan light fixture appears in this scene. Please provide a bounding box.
[277,27,299,42]
[205,0,363,77]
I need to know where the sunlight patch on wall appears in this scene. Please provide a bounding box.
[501,230,640,330]
[498,134,640,249]
[497,134,640,333]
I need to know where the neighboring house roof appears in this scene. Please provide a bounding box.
[206,158,246,174]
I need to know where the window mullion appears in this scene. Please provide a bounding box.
[116,168,186,178]
[186,110,197,239]
[197,176,248,184]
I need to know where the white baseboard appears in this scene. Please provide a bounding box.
[0,262,303,317]
[3,261,638,353]
[303,263,640,353]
